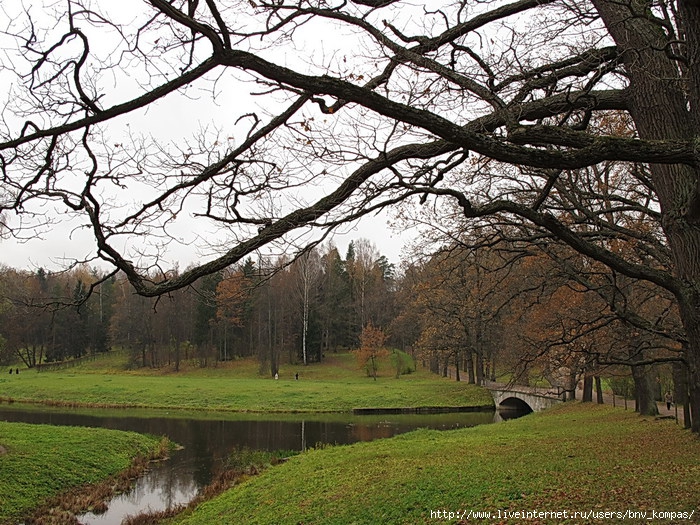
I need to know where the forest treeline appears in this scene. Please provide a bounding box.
[0,234,685,421]
[0,239,394,376]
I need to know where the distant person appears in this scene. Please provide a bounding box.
[295,372,299,380]
[665,391,673,410]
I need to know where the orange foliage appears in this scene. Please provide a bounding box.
[354,322,389,379]
[215,271,247,327]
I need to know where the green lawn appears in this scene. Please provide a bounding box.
[168,403,700,525]
[2,353,697,525]
[0,422,166,524]
[0,352,493,412]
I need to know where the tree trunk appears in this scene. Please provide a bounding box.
[302,284,309,366]
[430,356,438,374]
[595,376,604,404]
[475,351,484,386]
[465,351,475,384]
[582,375,593,402]
[175,336,181,372]
[678,303,700,432]
[673,360,691,429]
[594,0,700,430]
[631,364,660,416]
[567,369,577,400]
[454,349,460,382]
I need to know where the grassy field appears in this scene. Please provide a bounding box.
[0,352,493,412]
[0,421,167,524]
[167,403,700,525]
[2,353,698,524]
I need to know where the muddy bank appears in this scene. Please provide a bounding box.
[18,438,171,525]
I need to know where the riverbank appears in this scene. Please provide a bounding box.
[0,421,169,524]
[0,353,493,413]
[167,403,699,525]
[0,406,496,524]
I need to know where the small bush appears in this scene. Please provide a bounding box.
[391,349,415,377]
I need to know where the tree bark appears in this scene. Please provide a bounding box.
[475,350,485,386]
[677,300,700,431]
[673,360,692,429]
[593,0,700,429]
[465,351,475,384]
[595,376,604,404]
[454,349,461,382]
[567,369,577,401]
[631,364,660,416]
[582,376,593,403]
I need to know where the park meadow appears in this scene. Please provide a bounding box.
[1,352,699,524]
[2,0,700,521]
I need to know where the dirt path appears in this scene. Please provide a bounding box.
[575,387,685,425]
[440,365,686,425]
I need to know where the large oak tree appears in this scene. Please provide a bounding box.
[1,0,699,430]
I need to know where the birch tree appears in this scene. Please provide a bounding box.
[293,249,321,365]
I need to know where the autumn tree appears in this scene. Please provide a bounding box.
[0,271,8,365]
[0,268,51,367]
[0,266,114,366]
[246,256,294,376]
[513,264,608,397]
[2,0,700,430]
[354,322,388,380]
[386,262,426,361]
[346,239,396,338]
[111,274,157,367]
[152,274,197,370]
[216,268,249,360]
[406,241,528,384]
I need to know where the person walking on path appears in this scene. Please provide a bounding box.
[665,391,673,411]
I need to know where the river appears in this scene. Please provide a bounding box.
[0,404,507,524]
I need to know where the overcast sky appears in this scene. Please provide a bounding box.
[0,208,412,272]
[0,1,429,274]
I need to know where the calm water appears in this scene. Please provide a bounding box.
[0,405,500,524]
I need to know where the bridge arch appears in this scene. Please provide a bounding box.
[498,396,534,413]
[485,382,564,413]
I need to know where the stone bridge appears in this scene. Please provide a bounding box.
[484,381,565,413]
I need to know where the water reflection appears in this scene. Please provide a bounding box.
[79,476,195,524]
[494,407,533,422]
[0,405,497,524]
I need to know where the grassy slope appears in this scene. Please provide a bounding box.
[169,403,700,525]
[0,352,493,412]
[0,422,164,523]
